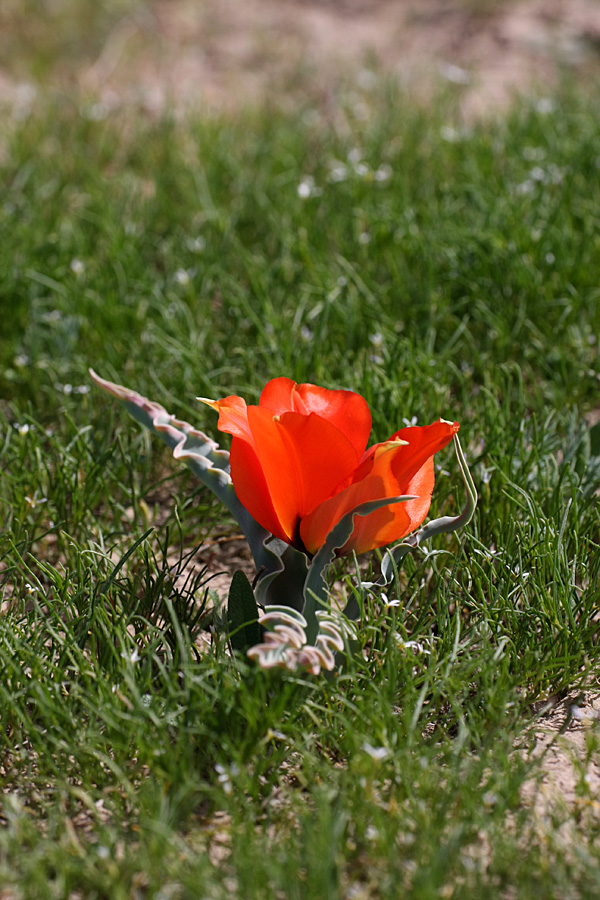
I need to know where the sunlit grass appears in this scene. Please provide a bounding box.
[1,82,600,898]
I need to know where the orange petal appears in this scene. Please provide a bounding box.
[204,394,253,442]
[229,438,292,543]
[300,419,459,555]
[238,407,361,546]
[259,377,372,458]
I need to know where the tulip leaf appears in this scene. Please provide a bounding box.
[303,494,416,643]
[370,434,478,589]
[90,370,285,577]
[227,570,262,653]
[254,540,309,612]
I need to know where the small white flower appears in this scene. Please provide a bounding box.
[402,416,418,427]
[15,423,30,436]
[25,492,48,509]
[175,269,190,286]
[374,164,392,182]
[362,742,389,761]
[440,125,461,143]
[545,252,555,265]
[516,180,535,196]
[536,98,555,114]
[571,705,600,723]
[369,332,383,347]
[187,236,206,253]
[395,635,432,655]
[14,354,29,367]
[529,166,546,182]
[62,383,73,395]
[70,258,85,275]
[297,178,313,198]
[347,148,362,165]
[215,762,239,795]
[328,163,348,183]
[300,325,313,342]
[121,647,140,664]
[359,232,371,245]
[439,62,471,85]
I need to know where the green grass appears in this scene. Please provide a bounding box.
[1,81,600,899]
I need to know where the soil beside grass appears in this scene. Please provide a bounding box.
[2,0,600,115]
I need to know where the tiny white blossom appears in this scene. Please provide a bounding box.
[362,742,389,761]
[439,62,471,84]
[359,232,371,245]
[297,176,322,199]
[516,180,535,196]
[175,269,190,286]
[530,166,546,182]
[395,635,432,655]
[536,98,555,114]
[25,492,48,509]
[374,164,392,182]
[70,258,85,275]
[328,163,348,183]
[187,236,206,253]
[440,125,461,143]
[121,647,140,664]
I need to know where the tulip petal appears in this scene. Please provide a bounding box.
[228,407,362,547]
[259,377,372,457]
[229,437,291,543]
[301,419,459,555]
[303,492,417,642]
[205,394,253,442]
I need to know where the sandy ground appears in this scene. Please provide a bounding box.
[1,0,600,115]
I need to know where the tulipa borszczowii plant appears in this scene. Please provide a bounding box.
[90,371,476,673]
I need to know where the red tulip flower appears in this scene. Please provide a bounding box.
[203,378,459,558]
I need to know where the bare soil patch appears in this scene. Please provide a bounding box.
[2,0,597,116]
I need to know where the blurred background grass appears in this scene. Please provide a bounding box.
[2,3,600,899]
